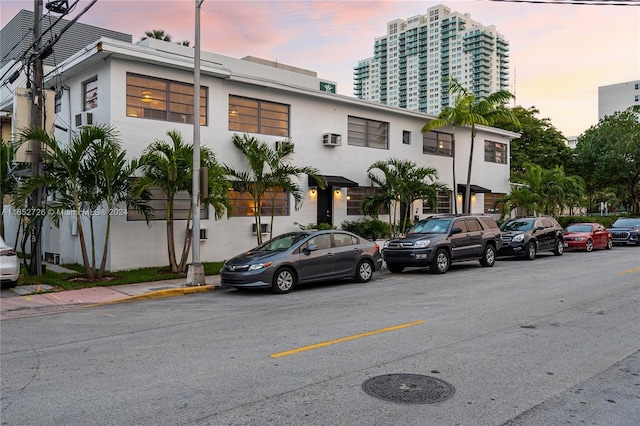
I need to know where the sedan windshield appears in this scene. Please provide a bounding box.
[501,219,534,232]
[258,233,310,251]
[565,224,592,233]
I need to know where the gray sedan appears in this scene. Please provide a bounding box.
[221,230,383,294]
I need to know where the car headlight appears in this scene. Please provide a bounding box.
[414,240,430,249]
[512,234,525,243]
[383,241,390,249]
[248,262,273,271]
[574,237,585,241]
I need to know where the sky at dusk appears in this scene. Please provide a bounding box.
[2,0,639,137]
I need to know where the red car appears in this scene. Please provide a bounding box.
[563,223,613,252]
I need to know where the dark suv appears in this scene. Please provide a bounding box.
[498,216,564,260]
[608,217,640,246]
[381,214,502,274]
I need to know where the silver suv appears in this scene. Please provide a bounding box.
[382,214,502,274]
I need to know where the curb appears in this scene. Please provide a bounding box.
[86,285,215,307]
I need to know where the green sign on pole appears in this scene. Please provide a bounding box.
[320,81,336,93]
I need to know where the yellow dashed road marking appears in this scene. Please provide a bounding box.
[270,320,425,358]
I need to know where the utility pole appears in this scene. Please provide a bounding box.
[186,0,206,286]
[29,0,44,276]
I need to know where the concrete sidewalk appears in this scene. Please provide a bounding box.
[0,274,221,320]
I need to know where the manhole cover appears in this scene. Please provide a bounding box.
[362,373,455,404]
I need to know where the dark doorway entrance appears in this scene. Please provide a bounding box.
[316,187,332,226]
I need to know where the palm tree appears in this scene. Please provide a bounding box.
[13,127,106,278]
[140,29,172,42]
[365,158,448,236]
[498,164,584,218]
[135,130,194,273]
[135,130,230,273]
[1,140,20,239]
[226,134,325,245]
[424,77,519,213]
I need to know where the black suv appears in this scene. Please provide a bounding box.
[498,216,564,260]
[608,217,640,246]
[382,214,502,274]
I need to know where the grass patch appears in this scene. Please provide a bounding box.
[18,262,225,291]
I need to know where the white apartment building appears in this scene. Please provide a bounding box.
[2,35,518,271]
[354,4,509,115]
[598,80,640,119]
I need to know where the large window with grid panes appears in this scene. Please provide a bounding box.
[347,116,389,149]
[228,95,289,137]
[347,187,389,215]
[422,190,452,214]
[228,186,290,217]
[423,131,452,157]
[484,141,507,164]
[126,73,207,125]
[127,187,208,221]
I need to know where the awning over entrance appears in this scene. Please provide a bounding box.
[309,175,359,188]
[457,184,492,194]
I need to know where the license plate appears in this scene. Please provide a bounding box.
[563,243,568,248]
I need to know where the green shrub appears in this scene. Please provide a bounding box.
[558,215,620,228]
[341,218,390,240]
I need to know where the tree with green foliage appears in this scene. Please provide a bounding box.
[363,158,448,236]
[574,109,640,214]
[135,130,230,273]
[423,77,519,213]
[492,106,574,175]
[12,126,149,279]
[225,134,325,245]
[499,163,584,218]
[140,29,172,42]
[1,140,21,239]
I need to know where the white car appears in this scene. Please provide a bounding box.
[0,236,19,288]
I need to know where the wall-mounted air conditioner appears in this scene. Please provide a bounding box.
[252,223,270,234]
[275,141,294,152]
[323,133,341,146]
[75,112,93,128]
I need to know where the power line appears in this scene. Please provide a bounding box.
[486,0,640,5]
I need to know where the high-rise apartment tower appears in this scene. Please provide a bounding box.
[354,4,510,115]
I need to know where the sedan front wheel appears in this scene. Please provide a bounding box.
[272,267,296,294]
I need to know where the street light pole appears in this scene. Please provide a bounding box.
[186,0,206,286]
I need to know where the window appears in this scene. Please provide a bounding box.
[228,95,289,137]
[484,193,505,214]
[402,130,411,145]
[423,131,452,157]
[54,90,62,113]
[127,187,208,221]
[485,141,507,164]
[347,116,389,149]
[126,73,207,125]
[422,190,451,214]
[83,77,97,111]
[228,186,290,217]
[347,187,389,215]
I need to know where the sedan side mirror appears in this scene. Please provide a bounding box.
[303,244,318,255]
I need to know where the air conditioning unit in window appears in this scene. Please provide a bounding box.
[275,141,294,152]
[252,223,270,235]
[75,112,93,128]
[322,133,341,146]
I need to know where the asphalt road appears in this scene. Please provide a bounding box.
[1,247,638,426]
